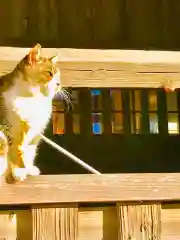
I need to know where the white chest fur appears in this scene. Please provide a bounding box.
[2,78,53,130]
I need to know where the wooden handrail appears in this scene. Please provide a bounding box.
[1,47,180,88]
[0,173,180,205]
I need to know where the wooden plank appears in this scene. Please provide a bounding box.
[162,204,180,240]
[0,211,17,240]
[32,204,78,240]
[2,173,180,204]
[92,0,125,48]
[117,203,161,240]
[78,208,103,240]
[102,89,112,134]
[122,90,131,134]
[103,206,119,240]
[161,0,180,49]
[10,0,27,39]
[1,47,180,87]
[157,89,168,134]
[16,210,32,240]
[126,0,162,48]
[79,89,92,135]
[141,90,150,133]
[57,0,92,48]
[78,206,118,240]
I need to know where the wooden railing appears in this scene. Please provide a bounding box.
[0,47,180,89]
[0,173,180,239]
[1,47,180,239]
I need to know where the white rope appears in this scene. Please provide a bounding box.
[40,134,102,175]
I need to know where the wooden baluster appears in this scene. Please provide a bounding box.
[116,203,161,240]
[32,204,78,240]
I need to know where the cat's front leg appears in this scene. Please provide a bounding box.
[6,143,28,182]
[21,144,40,176]
[0,131,8,176]
[21,134,41,176]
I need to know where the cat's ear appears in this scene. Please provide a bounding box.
[49,53,59,64]
[28,43,41,65]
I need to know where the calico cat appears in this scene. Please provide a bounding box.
[0,43,66,183]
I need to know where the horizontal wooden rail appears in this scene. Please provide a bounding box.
[0,173,180,205]
[1,47,180,88]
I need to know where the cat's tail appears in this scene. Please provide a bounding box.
[0,131,8,176]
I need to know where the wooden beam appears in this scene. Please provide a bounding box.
[1,47,180,88]
[1,173,180,204]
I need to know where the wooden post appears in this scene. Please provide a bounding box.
[116,203,161,240]
[32,204,78,240]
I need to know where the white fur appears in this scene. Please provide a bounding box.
[1,71,60,178]
[0,131,8,176]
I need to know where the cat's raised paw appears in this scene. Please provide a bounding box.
[27,166,40,176]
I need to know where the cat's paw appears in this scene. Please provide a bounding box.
[27,166,40,176]
[13,167,28,181]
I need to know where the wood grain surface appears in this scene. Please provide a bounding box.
[1,47,180,88]
[0,173,180,204]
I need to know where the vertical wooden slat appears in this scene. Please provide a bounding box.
[0,1,14,43]
[102,89,112,134]
[116,203,161,240]
[37,0,48,41]
[17,210,32,240]
[78,207,103,240]
[125,0,163,48]
[0,211,17,240]
[57,0,92,48]
[141,90,150,133]
[177,91,180,131]
[122,90,131,134]
[79,89,92,136]
[103,206,119,240]
[48,0,59,42]
[32,204,78,240]
[10,0,27,39]
[162,204,180,240]
[161,0,180,49]
[26,0,39,41]
[157,89,168,135]
[64,111,73,135]
[92,0,126,48]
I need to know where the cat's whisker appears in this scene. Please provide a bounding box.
[57,88,73,112]
[62,89,72,98]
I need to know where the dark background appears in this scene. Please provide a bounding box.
[0,0,180,50]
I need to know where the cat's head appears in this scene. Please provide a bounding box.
[16,43,61,97]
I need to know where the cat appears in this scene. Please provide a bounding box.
[0,43,67,183]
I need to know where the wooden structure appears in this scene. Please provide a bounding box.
[1,47,180,88]
[0,173,180,239]
[0,47,180,239]
[2,0,180,50]
[1,1,180,238]
[1,47,180,175]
